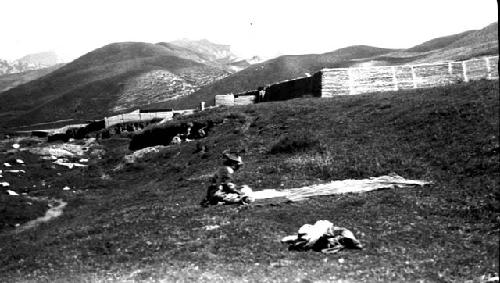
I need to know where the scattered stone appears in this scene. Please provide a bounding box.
[338,258,345,264]
[4,163,12,167]
[7,190,19,196]
[6,169,26,174]
[12,144,20,149]
[63,186,71,191]
[270,259,293,267]
[281,220,363,254]
[41,155,57,160]
[123,145,168,164]
[53,159,87,169]
[204,225,221,231]
[15,159,24,164]
[79,158,89,163]
[0,182,10,187]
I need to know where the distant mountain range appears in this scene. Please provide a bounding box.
[157,39,254,73]
[0,22,497,129]
[0,51,58,75]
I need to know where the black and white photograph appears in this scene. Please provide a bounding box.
[0,0,498,281]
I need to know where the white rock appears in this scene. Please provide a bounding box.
[6,170,26,174]
[204,225,220,231]
[79,158,89,163]
[63,186,71,191]
[1,182,10,187]
[338,258,345,264]
[7,190,19,196]
[16,159,24,164]
[4,163,11,167]
[12,144,20,149]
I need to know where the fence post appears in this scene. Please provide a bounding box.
[411,65,417,88]
[484,57,492,79]
[462,61,469,82]
[392,66,398,91]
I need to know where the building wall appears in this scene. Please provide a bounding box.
[321,56,499,97]
[213,55,498,106]
[262,73,322,102]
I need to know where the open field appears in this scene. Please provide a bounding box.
[0,80,498,282]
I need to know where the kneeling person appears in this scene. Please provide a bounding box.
[202,152,251,205]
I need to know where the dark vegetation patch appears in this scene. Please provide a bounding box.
[269,133,321,154]
[0,80,498,282]
[129,119,216,151]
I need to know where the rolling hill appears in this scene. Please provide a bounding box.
[0,42,229,128]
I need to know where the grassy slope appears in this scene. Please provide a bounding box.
[0,80,498,282]
[406,30,476,53]
[412,22,498,63]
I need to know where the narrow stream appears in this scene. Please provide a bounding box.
[15,197,67,233]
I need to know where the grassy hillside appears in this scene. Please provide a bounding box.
[411,22,498,63]
[406,30,475,52]
[0,80,498,281]
[447,22,498,50]
[0,42,227,129]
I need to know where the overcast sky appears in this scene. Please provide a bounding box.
[0,0,497,62]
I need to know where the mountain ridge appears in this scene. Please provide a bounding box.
[0,22,497,129]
